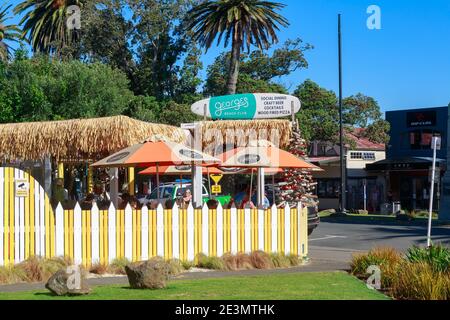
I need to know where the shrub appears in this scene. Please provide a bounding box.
[391,261,450,300]
[89,263,108,275]
[250,251,273,269]
[0,266,26,284]
[406,245,450,273]
[167,259,184,275]
[196,254,225,270]
[181,260,195,270]
[107,258,130,275]
[350,247,402,289]
[287,254,302,266]
[236,253,254,270]
[222,253,238,271]
[270,253,291,268]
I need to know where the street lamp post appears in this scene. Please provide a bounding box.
[338,14,347,215]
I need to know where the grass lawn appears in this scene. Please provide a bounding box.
[0,272,389,300]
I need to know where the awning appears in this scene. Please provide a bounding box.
[366,157,446,171]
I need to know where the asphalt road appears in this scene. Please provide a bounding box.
[308,219,450,266]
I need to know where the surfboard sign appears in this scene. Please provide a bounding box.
[191,93,301,120]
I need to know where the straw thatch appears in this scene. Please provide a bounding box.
[200,120,292,152]
[0,116,185,162]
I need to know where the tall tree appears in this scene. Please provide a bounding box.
[205,38,311,96]
[0,5,21,61]
[186,0,288,95]
[294,79,390,145]
[14,0,84,56]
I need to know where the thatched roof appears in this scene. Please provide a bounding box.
[200,120,292,151]
[0,116,185,162]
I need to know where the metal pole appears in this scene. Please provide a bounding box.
[156,163,160,204]
[427,138,437,247]
[338,14,346,214]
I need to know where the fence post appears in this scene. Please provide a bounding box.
[187,203,195,261]
[258,208,264,251]
[108,202,116,263]
[14,168,20,263]
[271,204,277,253]
[244,207,251,254]
[284,203,291,255]
[172,203,180,260]
[156,204,164,258]
[141,206,149,261]
[201,203,209,256]
[216,203,224,257]
[73,203,82,265]
[91,203,100,265]
[0,168,4,266]
[297,202,301,256]
[55,203,64,258]
[124,204,132,261]
[230,204,237,255]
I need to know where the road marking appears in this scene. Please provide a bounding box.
[309,235,347,241]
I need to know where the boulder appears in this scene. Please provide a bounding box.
[45,268,91,296]
[125,258,170,289]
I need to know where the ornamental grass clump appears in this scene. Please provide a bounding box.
[350,246,402,289]
[167,259,184,275]
[196,254,225,270]
[391,261,450,300]
[89,263,108,275]
[406,245,450,273]
[270,253,291,268]
[107,258,130,275]
[250,251,274,269]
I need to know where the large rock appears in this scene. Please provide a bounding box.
[125,258,170,289]
[45,268,91,296]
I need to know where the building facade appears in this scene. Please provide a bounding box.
[367,106,448,215]
[309,130,386,212]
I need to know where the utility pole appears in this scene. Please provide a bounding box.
[427,136,441,247]
[338,14,347,215]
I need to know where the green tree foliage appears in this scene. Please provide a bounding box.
[129,0,202,100]
[186,0,288,94]
[205,39,311,96]
[0,55,134,122]
[294,79,389,145]
[14,0,84,55]
[0,5,21,61]
[294,79,338,143]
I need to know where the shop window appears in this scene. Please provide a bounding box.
[316,179,340,198]
[350,152,375,160]
[408,130,441,150]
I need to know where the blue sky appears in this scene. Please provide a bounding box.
[3,0,450,115]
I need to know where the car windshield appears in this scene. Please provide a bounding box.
[147,187,164,200]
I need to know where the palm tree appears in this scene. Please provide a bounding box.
[14,0,83,55]
[186,0,288,95]
[0,5,21,62]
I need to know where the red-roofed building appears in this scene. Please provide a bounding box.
[308,129,386,212]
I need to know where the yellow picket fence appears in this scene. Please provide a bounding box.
[0,166,308,268]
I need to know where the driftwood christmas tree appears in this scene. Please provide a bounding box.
[277,120,318,208]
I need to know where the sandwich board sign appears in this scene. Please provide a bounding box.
[191,93,301,120]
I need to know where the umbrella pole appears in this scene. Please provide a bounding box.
[156,163,160,204]
[249,170,253,205]
[207,167,212,199]
[272,173,276,206]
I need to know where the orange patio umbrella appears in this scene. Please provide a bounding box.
[139,165,224,175]
[91,137,220,202]
[217,140,321,207]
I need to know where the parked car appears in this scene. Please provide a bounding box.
[139,181,231,207]
[307,205,320,235]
